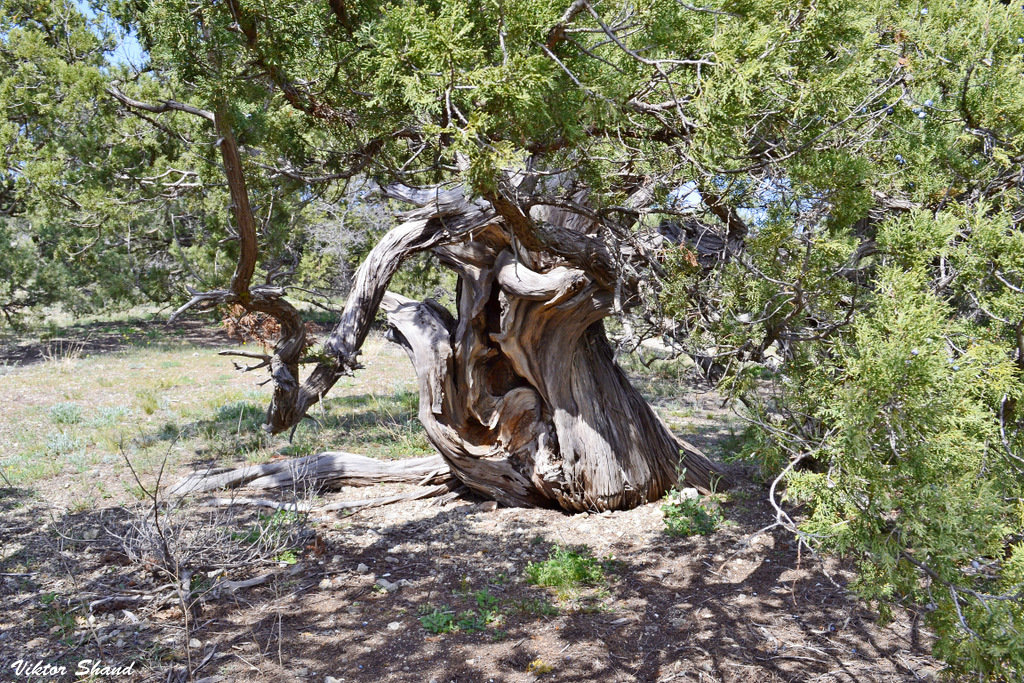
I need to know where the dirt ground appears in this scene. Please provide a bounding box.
[0,320,946,683]
[1,477,945,683]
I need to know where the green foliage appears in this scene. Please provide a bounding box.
[662,491,722,537]
[233,509,300,547]
[525,546,605,596]
[780,264,1024,679]
[419,606,456,634]
[512,597,559,617]
[274,549,298,565]
[642,3,1024,676]
[48,403,83,425]
[38,592,75,640]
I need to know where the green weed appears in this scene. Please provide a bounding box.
[136,389,159,415]
[46,431,81,456]
[662,492,722,537]
[456,610,487,631]
[512,597,559,617]
[419,606,456,634]
[39,593,76,639]
[274,549,298,565]
[49,402,83,425]
[526,546,605,594]
[90,405,131,427]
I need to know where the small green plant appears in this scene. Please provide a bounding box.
[473,589,501,627]
[456,610,486,632]
[39,593,75,638]
[45,431,80,456]
[513,597,559,617]
[419,591,504,635]
[233,509,299,545]
[274,549,298,564]
[526,546,605,597]
[49,402,83,425]
[90,405,131,427]
[419,606,456,634]
[136,389,159,415]
[475,589,498,611]
[662,492,722,537]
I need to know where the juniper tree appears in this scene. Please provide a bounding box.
[4,0,1024,674]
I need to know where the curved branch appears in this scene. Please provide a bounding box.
[106,85,215,123]
[215,107,258,296]
[264,193,496,433]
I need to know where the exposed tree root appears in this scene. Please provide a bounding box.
[168,452,452,497]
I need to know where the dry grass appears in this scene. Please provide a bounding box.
[0,323,423,507]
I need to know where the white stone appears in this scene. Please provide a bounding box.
[376,578,399,592]
[677,487,699,501]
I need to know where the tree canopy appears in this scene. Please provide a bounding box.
[3,0,1024,677]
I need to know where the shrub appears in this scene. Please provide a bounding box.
[781,266,1024,679]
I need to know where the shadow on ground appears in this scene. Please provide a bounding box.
[0,473,941,683]
[0,316,238,367]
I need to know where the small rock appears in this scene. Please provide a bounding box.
[355,563,369,574]
[385,556,399,563]
[325,677,342,683]
[331,555,342,564]
[319,578,332,590]
[676,487,699,501]
[477,501,498,512]
[188,638,202,649]
[294,668,308,677]
[115,638,125,648]
[387,621,402,630]
[376,578,399,592]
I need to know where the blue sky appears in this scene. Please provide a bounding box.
[72,0,147,69]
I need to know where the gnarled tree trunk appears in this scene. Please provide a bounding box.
[296,185,725,511]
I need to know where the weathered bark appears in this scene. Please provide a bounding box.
[252,182,722,511]
[168,452,450,496]
[262,187,496,433]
